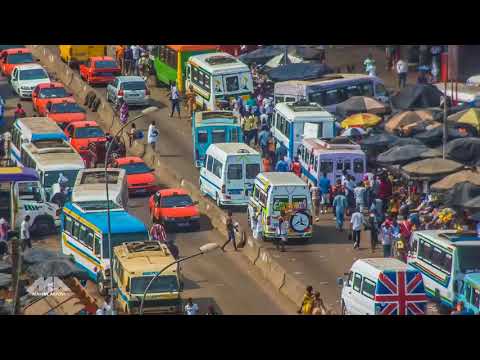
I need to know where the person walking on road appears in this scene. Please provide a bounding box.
[150,222,167,243]
[14,103,26,120]
[253,210,263,241]
[115,45,125,75]
[309,183,321,222]
[20,215,31,251]
[258,127,270,158]
[275,211,288,252]
[396,58,408,89]
[275,157,289,172]
[130,45,141,76]
[297,285,314,315]
[350,207,364,250]
[185,85,196,118]
[354,181,366,213]
[363,53,376,77]
[147,121,159,151]
[221,210,238,252]
[291,156,302,177]
[333,192,348,231]
[119,99,129,125]
[124,46,133,75]
[318,173,331,216]
[169,82,181,118]
[312,292,327,315]
[128,123,137,147]
[184,298,199,315]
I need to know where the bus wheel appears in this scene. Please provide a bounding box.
[97,274,107,296]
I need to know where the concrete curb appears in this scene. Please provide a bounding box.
[28,45,335,314]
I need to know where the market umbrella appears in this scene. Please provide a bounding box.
[445,182,480,208]
[384,110,434,134]
[392,137,424,147]
[239,45,287,65]
[431,167,480,192]
[340,127,366,137]
[23,248,71,265]
[377,144,430,165]
[266,63,333,82]
[414,126,466,147]
[391,84,444,110]
[264,53,304,69]
[402,158,464,179]
[340,113,382,129]
[361,132,398,147]
[448,108,480,132]
[446,137,480,166]
[27,258,89,281]
[336,96,389,117]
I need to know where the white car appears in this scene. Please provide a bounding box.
[466,75,480,87]
[11,63,50,99]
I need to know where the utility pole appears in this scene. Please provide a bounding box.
[442,55,449,160]
[11,236,22,315]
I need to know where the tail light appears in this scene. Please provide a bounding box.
[118,89,124,96]
[146,88,150,96]
[221,185,226,194]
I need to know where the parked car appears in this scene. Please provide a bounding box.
[0,48,36,77]
[63,120,106,158]
[44,99,87,128]
[10,64,50,99]
[79,56,121,85]
[106,76,150,106]
[112,156,158,195]
[0,45,25,51]
[149,188,200,231]
[32,82,74,115]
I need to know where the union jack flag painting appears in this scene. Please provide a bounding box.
[374,271,428,315]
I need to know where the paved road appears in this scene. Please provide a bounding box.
[38,46,374,312]
[0,70,296,315]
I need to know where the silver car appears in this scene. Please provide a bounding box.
[106,76,150,106]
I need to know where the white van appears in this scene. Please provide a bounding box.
[199,143,262,206]
[248,172,313,242]
[71,168,128,210]
[338,258,428,315]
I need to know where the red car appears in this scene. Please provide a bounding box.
[79,56,121,85]
[0,48,36,77]
[113,157,158,195]
[32,82,74,115]
[63,120,106,157]
[149,188,200,231]
[45,98,87,128]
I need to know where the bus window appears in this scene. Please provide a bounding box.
[320,161,333,174]
[253,185,259,201]
[246,163,260,180]
[78,225,89,249]
[197,131,208,144]
[292,196,307,210]
[273,197,289,212]
[206,156,213,172]
[344,160,351,171]
[86,229,94,249]
[17,182,42,202]
[225,75,239,92]
[212,130,226,143]
[375,83,388,97]
[166,47,177,70]
[212,159,223,178]
[465,283,473,304]
[285,97,296,102]
[323,89,341,106]
[72,220,80,239]
[336,161,343,171]
[345,85,362,97]
[353,159,364,173]
[227,164,243,180]
[314,156,318,171]
[230,127,240,143]
[64,216,73,234]
[353,273,362,292]
[360,82,374,97]
[214,76,223,94]
[309,92,323,106]
[275,96,285,104]
[258,190,267,207]
[94,234,101,257]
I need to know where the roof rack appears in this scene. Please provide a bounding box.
[205,55,237,66]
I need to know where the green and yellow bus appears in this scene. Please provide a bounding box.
[151,45,218,94]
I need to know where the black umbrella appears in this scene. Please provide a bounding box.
[414,126,465,147]
[391,84,443,110]
[239,45,287,65]
[336,96,388,117]
[27,258,89,281]
[377,144,430,165]
[360,132,398,147]
[445,182,480,208]
[446,137,480,166]
[23,248,70,265]
[392,137,424,147]
[266,63,333,82]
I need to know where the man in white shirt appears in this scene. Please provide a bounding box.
[396,59,408,89]
[147,121,159,151]
[184,297,199,315]
[350,208,364,250]
[20,215,31,251]
[169,83,181,118]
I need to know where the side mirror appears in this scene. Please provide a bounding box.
[336,277,344,287]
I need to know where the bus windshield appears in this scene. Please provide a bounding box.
[104,232,147,258]
[43,170,79,188]
[457,246,480,273]
[130,275,179,294]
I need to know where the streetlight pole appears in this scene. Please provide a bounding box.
[139,243,219,315]
[104,106,158,309]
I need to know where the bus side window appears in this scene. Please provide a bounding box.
[353,273,362,292]
[230,127,240,143]
[94,234,101,257]
[206,155,213,172]
[375,83,388,97]
[64,216,73,234]
[465,283,473,304]
[85,229,94,250]
[72,220,80,239]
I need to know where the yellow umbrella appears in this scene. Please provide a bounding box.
[341,113,381,129]
[448,108,480,131]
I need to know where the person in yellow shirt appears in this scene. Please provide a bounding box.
[115,45,125,75]
[243,113,256,145]
[297,286,314,315]
[184,85,197,118]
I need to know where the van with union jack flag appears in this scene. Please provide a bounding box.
[338,258,428,315]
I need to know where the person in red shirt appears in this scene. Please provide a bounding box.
[262,156,272,172]
[14,103,26,120]
[291,156,302,177]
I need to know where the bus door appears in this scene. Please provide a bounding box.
[195,129,209,167]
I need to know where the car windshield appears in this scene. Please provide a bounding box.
[39,87,68,99]
[160,194,193,208]
[74,126,105,139]
[119,162,151,175]
[122,81,145,91]
[130,275,179,294]
[50,102,85,114]
[457,246,480,273]
[19,68,48,81]
[43,170,79,188]
[7,53,33,64]
[95,60,118,69]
